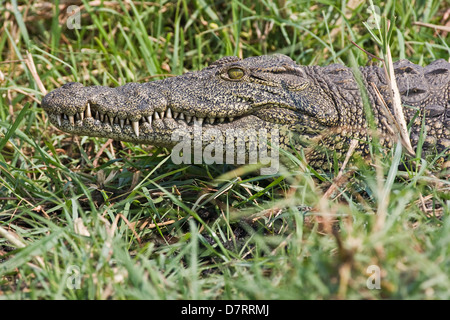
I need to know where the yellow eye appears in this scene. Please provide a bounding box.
[227,67,245,80]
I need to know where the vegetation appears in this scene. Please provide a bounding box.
[0,0,449,299]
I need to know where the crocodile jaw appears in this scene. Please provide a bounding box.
[45,106,273,148]
[41,75,312,148]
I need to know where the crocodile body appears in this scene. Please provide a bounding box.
[42,54,450,169]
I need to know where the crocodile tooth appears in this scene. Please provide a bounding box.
[219,117,225,123]
[69,115,75,125]
[154,112,160,119]
[63,114,68,120]
[79,112,84,121]
[109,115,114,126]
[100,113,105,122]
[158,112,163,119]
[208,118,214,124]
[147,115,152,126]
[179,113,185,120]
[125,118,130,125]
[166,108,172,118]
[95,111,99,120]
[186,116,192,123]
[196,117,204,125]
[120,119,125,128]
[229,117,234,122]
[173,112,179,118]
[114,116,119,124]
[132,121,139,137]
[86,103,92,118]
[57,114,62,126]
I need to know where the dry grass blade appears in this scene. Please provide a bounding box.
[413,21,450,32]
[24,51,47,95]
[73,217,91,237]
[351,24,415,157]
[92,138,114,167]
[350,40,383,61]
[384,44,416,157]
[0,225,47,270]
[138,219,176,230]
[322,139,359,200]
[0,225,26,248]
[111,214,141,244]
[314,139,358,236]
[9,88,41,104]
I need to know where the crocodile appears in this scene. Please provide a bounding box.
[41,54,450,170]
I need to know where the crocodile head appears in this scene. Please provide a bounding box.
[42,54,340,165]
[42,55,450,169]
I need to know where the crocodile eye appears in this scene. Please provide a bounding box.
[227,67,245,80]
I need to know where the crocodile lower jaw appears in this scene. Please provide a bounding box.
[47,107,270,145]
[50,102,248,137]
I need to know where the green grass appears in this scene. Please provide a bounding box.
[0,0,449,299]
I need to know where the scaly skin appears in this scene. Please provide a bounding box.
[42,54,450,169]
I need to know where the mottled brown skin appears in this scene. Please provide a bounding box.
[42,54,450,169]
